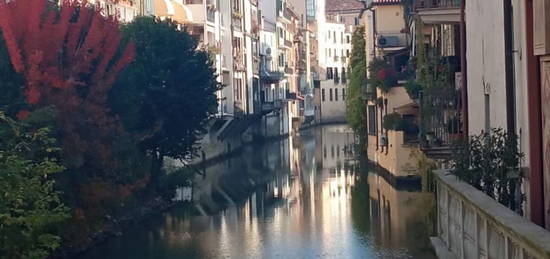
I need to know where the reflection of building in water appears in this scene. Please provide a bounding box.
[314,125,355,170]
[368,173,435,258]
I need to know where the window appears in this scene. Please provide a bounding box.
[334,67,339,84]
[346,49,350,57]
[322,89,326,102]
[335,88,338,101]
[327,67,333,79]
[329,88,333,101]
[341,32,344,44]
[342,67,347,83]
[331,145,334,158]
[333,31,336,43]
[343,89,346,100]
[337,145,340,157]
[368,105,377,135]
[346,35,351,43]
[324,145,327,158]
[328,48,332,57]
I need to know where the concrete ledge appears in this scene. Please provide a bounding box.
[434,169,550,258]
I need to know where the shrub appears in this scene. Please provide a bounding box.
[449,129,524,212]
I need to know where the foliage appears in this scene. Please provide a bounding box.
[157,167,194,200]
[404,79,422,100]
[0,30,25,118]
[0,110,69,259]
[346,26,367,145]
[367,58,397,92]
[111,16,219,184]
[450,129,525,212]
[0,0,135,175]
[383,112,404,131]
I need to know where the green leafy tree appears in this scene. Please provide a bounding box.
[0,110,69,259]
[111,17,219,184]
[0,30,25,118]
[347,26,368,147]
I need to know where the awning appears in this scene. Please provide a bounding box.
[172,1,192,24]
[394,102,419,115]
[153,0,191,24]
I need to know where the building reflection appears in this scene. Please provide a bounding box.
[78,125,436,259]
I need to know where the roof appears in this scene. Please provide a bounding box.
[325,0,365,13]
[372,0,403,5]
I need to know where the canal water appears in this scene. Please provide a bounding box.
[78,125,436,259]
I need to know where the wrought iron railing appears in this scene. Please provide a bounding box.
[415,0,461,9]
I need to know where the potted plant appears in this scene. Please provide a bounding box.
[383,112,404,131]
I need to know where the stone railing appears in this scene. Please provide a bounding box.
[432,170,550,259]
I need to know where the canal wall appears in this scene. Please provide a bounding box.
[432,170,550,259]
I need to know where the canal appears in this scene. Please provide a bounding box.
[78,125,436,259]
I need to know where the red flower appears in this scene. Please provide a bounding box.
[16,110,31,120]
[378,69,387,80]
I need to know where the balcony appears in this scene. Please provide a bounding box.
[260,56,284,84]
[233,49,245,71]
[232,16,243,31]
[206,9,215,23]
[284,39,293,48]
[415,0,461,24]
[261,100,281,112]
[284,66,293,75]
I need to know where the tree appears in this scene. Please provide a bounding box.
[0,110,69,259]
[0,30,25,118]
[111,17,219,184]
[0,0,135,174]
[347,26,368,147]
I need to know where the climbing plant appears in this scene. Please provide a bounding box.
[346,26,368,147]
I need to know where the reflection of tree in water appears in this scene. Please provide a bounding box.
[350,158,371,238]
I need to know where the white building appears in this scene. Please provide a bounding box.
[317,19,352,123]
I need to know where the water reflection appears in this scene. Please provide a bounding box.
[78,125,435,259]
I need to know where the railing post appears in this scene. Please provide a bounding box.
[460,200,465,259]
[474,211,479,258]
[484,219,489,259]
[447,187,451,249]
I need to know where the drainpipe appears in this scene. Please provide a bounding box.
[503,0,516,134]
[459,0,468,136]
[525,0,544,227]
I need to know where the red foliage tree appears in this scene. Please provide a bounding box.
[0,0,135,174]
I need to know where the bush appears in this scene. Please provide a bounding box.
[405,79,422,100]
[0,110,69,258]
[449,129,524,212]
[368,58,397,92]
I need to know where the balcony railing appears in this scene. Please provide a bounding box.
[414,0,461,24]
[285,39,293,48]
[415,0,461,9]
[233,49,245,71]
[207,9,215,23]
[433,170,550,259]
